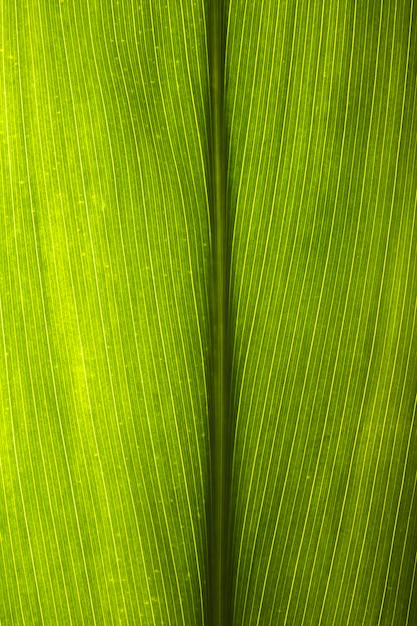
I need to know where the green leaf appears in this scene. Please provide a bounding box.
[228,2,417,624]
[1,1,416,625]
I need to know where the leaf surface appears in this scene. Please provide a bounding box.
[1,0,416,625]
[228,1,417,624]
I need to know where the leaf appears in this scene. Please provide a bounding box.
[228,2,417,624]
[0,1,416,625]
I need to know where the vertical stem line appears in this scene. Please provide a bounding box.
[208,0,231,624]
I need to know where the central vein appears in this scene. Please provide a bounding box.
[207,0,231,624]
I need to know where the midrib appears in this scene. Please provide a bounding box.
[207,0,232,625]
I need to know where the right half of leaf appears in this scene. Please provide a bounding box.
[227,1,417,624]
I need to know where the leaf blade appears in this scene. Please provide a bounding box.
[228,0,417,623]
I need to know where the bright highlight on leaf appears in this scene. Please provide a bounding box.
[1,1,416,625]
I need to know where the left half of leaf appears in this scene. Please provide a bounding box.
[0,1,210,624]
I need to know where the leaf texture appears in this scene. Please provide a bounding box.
[1,1,209,624]
[0,0,416,625]
[228,1,417,624]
